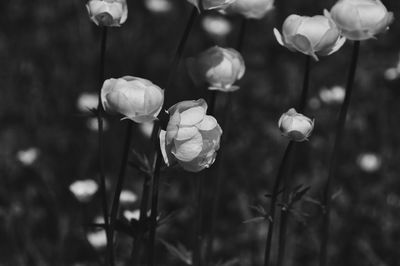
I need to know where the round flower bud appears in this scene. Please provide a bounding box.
[224,0,274,19]
[159,99,223,172]
[329,0,394,40]
[101,76,164,123]
[69,179,99,202]
[187,46,245,92]
[86,0,128,27]
[274,14,346,61]
[278,108,314,142]
[186,0,236,11]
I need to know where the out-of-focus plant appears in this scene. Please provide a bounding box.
[223,0,274,19]
[187,46,245,92]
[274,14,346,61]
[186,0,236,11]
[327,0,393,40]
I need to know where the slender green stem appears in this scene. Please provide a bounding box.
[96,27,114,266]
[319,41,360,266]
[204,18,247,266]
[147,122,163,266]
[264,55,311,266]
[109,121,133,250]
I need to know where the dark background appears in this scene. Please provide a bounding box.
[0,0,400,265]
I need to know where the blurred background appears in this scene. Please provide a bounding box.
[0,0,400,265]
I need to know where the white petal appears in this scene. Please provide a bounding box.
[196,115,218,131]
[179,106,206,126]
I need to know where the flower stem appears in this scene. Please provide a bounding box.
[205,18,247,266]
[147,122,163,266]
[193,174,205,266]
[264,54,311,266]
[109,120,133,253]
[96,27,114,266]
[145,8,198,265]
[319,40,360,266]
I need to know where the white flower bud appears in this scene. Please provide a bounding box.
[86,0,128,27]
[278,108,314,142]
[101,76,164,123]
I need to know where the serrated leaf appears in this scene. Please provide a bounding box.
[160,239,192,265]
[243,216,265,224]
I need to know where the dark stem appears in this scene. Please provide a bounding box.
[165,7,198,94]
[144,8,197,265]
[204,18,247,265]
[319,41,360,266]
[147,123,163,266]
[96,26,114,266]
[264,54,311,266]
[109,121,133,251]
[193,174,205,266]
[131,172,151,264]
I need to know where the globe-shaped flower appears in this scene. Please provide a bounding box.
[186,0,236,11]
[274,14,346,61]
[328,0,394,40]
[278,108,314,142]
[101,76,164,123]
[187,46,245,92]
[224,0,274,19]
[159,99,222,172]
[86,0,128,27]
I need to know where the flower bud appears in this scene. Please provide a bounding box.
[187,46,245,92]
[274,14,346,61]
[224,0,274,19]
[101,76,164,123]
[329,0,394,40]
[69,179,98,202]
[278,108,314,142]
[86,0,128,27]
[159,99,223,172]
[186,0,236,11]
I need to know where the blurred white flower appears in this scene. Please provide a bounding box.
[123,209,140,221]
[86,230,107,249]
[120,190,138,204]
[357,152,381,173]
[202,16,232,37]
[93,215,105,224]
[77,92,98,113]
[384,68,399,81]
[319,85,345,104]
[138,121,154,138]
[87,117,109,131]
[308,97,321,110]
[145,0,173,13]
[69,179,98,202]
[17,147,39,166]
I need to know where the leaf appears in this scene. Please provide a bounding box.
[249,205,267,216]
[160,239,192,265]
[264,188,284,199]
[216,258,240,266]
[290,185,311,204]
[242,216,266,224]
[331,188,343,200]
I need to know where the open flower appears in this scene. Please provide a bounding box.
[328,0,393,40]
[186,0,236,11]
[278,108,314,142]
[274,14,346,61]
[160,99,222,172]
[224,0,274,19]
[101,76,164,123]
[86,0,128,27]
[187,46,245,92]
